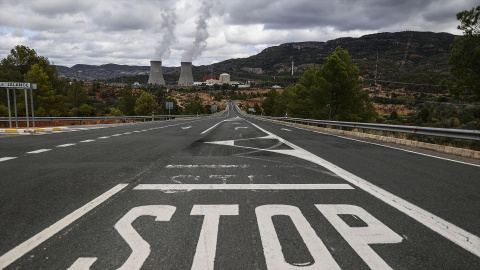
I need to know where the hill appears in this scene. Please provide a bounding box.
[57,31,456,86]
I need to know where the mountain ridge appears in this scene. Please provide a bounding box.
[56,31,456,84]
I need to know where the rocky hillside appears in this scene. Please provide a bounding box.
[56,64,176,81]
[195,31,455,85]
[57,31,456,85]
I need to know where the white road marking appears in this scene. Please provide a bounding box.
[111,134,123,137]
[317,204,403,269]
[235,127,248,130]
[242,120,480,257]
[257,117,480,168]
[0,157,16,162]
[281,128,291,131]
[200,119,229,135]
[256,205,341,269]
[67,257,97,270]
[166,165,249,168]
[56,143,76,148]
[191,205,239,270]
[172,175,200,183]
[123,132,132,135]
[115,206,175,269]
[26,149,51,154]
[182,126,192,129]
[0,184,128,269]
[80,139,95,143]
[209,175,235,184]
[134,184,354,190]
[69,205,176,270]
[98,136,110,139]
[133,131,141,133]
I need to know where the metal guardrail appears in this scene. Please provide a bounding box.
[256,116,480,141]
[0,114,215,128]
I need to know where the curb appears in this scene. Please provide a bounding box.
[252,116,480,160]
[0,127,68,134]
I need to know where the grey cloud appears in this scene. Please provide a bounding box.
[223,0,467,31]
[27,0,97,16]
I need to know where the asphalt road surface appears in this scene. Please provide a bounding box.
[0,103,479,269]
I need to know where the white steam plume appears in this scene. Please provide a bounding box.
[153,9,177,61]
[181,0,215,62]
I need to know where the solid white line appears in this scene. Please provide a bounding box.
[256,117,480,168]
[26,149,51,154]
[0,184,128,269]
[200,119,229,135]
[134,184,354,190]
[56,143,76,148]
[0,157,16,162]
[245,119,480,257]
[80,139,95,143]
[166,165,249,168]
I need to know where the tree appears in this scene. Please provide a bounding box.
[390,110,398,120]
[316,46,376,122]
[253,103,262,115]
[24,63,60,116]
[184,101,205,115]
[261,89,278,116]
[68,80,89,108]
[0,45,60,89]
[444,5,480,100]
[118,87,137,115]
[134,91,158,115]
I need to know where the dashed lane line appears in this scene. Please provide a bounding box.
[56,143,76,148]
[26,149,51,154]
[0,157,17,162]
[80,139,95,143]
[98,136,110,139]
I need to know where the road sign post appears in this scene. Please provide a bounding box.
[6,88,12,128]
[30,84,36,127]
[166,102,173,120]
[1,82,36,129]
[13,89,18,127]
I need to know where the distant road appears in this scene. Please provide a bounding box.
[0,103,479,269]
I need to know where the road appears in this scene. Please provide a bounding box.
[0,103,479,269]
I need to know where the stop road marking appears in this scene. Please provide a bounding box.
[68,204,401,270]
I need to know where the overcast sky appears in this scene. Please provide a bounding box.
[0,0,477,67]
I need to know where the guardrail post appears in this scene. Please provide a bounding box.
[383,131,386,136]
[49,121,51,127]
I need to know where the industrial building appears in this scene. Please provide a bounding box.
[147,61,165,85]
[178,62,194,86]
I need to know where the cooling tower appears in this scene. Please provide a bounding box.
[148,61,165,85]
[178,62,194,86]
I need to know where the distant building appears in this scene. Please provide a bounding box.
[203,76,219,82]
[219,73,230,84]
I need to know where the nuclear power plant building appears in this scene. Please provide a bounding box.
[147,61,165,85]
[178,62,194,86]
